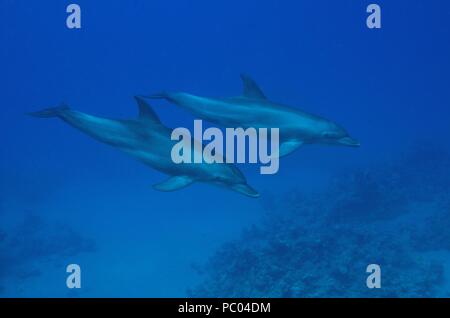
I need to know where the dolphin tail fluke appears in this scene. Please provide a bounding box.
[28,104,70,118]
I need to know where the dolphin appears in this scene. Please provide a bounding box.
[28,96,260,198]
[145,74,360,157]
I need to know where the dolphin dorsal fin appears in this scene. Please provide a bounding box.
[240,74,267,100]
[134,96,162,125]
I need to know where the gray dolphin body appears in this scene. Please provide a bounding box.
[28,97,259,198]
[146,74,360,157]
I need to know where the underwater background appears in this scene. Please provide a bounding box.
[1,0,450,297]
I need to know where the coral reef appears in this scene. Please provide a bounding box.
[190,145,450,297]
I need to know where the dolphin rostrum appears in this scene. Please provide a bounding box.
[145,74,360,157]
[28,96,260,198]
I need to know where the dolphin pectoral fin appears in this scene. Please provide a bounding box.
[153,175,195,192]
[278,140,304,157]
[230,183,260,198]
[240,74,267,100]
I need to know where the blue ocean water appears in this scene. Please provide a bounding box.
[1,0,450,297]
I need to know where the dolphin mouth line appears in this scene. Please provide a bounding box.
[338,137,360,147]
